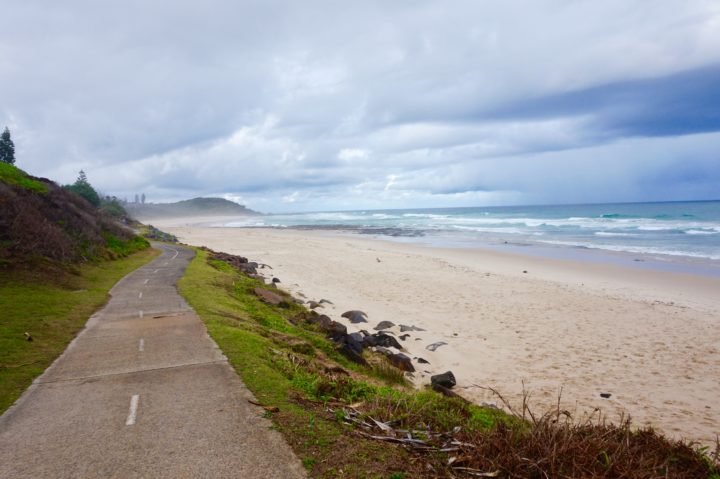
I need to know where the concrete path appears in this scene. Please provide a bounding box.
[0,244,306,478]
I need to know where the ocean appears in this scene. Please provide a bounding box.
[219,200,720,273]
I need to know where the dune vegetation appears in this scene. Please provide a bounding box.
[179,246,720,478]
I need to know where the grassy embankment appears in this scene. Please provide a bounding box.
[0,246,158,414]
[179,248,720,478]
[0,162,48,193]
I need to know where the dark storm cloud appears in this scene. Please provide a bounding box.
[480,64,720,138]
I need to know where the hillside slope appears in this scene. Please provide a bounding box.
[0,163,145,268]
[125,197,259,220]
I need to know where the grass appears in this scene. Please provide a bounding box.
[103,233,150,258]
[0,162,48,193]
[0,247,159,414]
[179,247,720,478]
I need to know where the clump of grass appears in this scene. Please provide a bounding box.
[103,233,150,258]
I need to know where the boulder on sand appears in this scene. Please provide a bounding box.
[364,332,402,350]
[431,371,456,389]
[374,320,396,330]
[342,310,369,323]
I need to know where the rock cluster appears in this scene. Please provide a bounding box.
[209,247,461,397]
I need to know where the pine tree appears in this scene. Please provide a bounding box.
[0,127,16,165]
[65,170,101,207]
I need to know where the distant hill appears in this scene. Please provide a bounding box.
[0,163,146,269]
[124,197,259,220]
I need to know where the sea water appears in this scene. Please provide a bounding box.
[220,200,720,273]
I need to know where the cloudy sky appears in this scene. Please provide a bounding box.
[2,1,719,212]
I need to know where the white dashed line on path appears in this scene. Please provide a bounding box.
[125,395,139,426]
[153,269,159,274]
[138,292,143,299]
[171,249,179,260]
[139,310,144,319]
[138,339,144,352]
[143,279,149,285]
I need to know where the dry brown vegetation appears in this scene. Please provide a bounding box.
[0,169,137,268]
[344,392,720,478]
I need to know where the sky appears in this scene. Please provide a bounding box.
[1,1,719,213]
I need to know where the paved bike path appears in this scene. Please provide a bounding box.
[0,244,306,478]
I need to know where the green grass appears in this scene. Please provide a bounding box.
[103,233,150,258]
[178,249,509,477]
[0,247,159,413]
[0,162,48,193]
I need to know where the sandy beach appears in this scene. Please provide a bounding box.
[160,221,720,446]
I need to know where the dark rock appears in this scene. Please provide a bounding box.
[338,342,367,365]
[239,263,258,274]
[523,270,528,274]
[344,334,364,355]
[272,277,281,283]
[363,334,377,346]
[426,341,448,352]
[308,314,347,340]
[368,333,402,349]
[254,287,284,306]
[348,332,365,344]
[399,324,426,332]
[374,320,395,330]
[319,298,334,305]
[342,310,368,323]
[388,353,415,372]
[415,357,430,364]
[399,334,410,341]
[307,300,323,309]
[600,393,612,399]
[374,346,394,356]
[431,371,456,389]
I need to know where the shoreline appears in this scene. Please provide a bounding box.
[162,223,720,446]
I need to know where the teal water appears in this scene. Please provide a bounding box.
[219,200,720,264]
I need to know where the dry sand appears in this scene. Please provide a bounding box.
[161,222,720,445]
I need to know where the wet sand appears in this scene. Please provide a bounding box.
[161,222,720,445]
